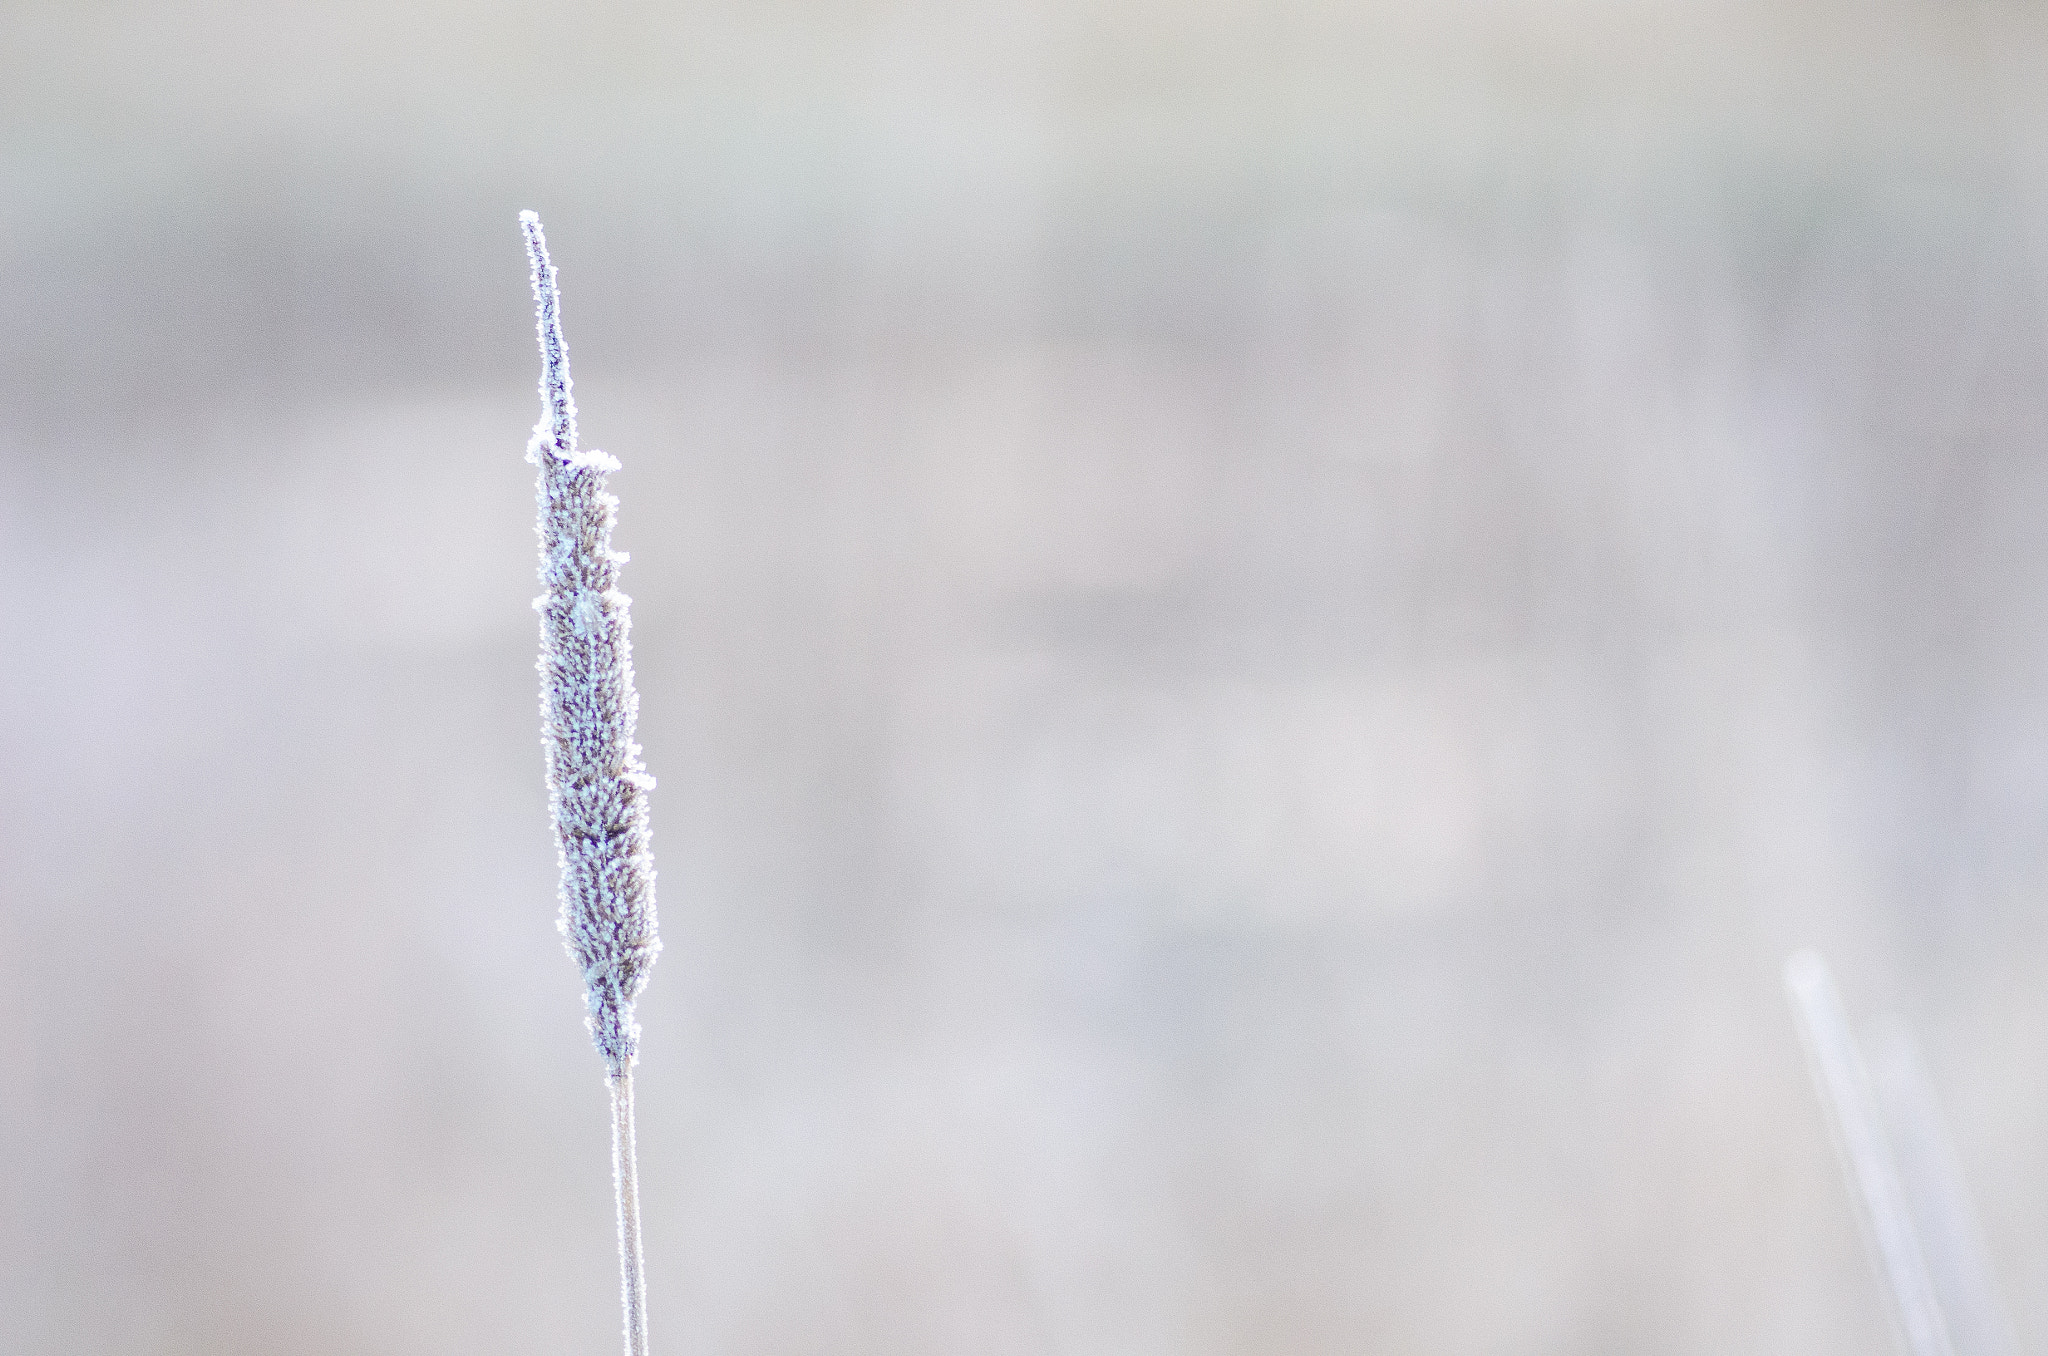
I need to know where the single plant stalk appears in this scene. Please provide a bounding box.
[1867,1024,2017,1356]
[612,1069,649,1356]
[522,209,659,1356]
[1785,950,1952,1356]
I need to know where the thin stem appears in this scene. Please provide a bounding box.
[610,1070,650,1356]
[1868,1026,2017,1356]
[1785,951,1954,1356]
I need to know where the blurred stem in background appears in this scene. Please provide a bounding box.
[1786,951,2013,1356]
[1866,1020,2018,1356]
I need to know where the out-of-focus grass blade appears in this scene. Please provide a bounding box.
[1866,1024,2016,1356]
[1784,950,1955,1356]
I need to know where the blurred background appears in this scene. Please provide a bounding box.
[6,0,2048,1351]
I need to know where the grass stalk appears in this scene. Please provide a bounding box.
[612,1070,650,1356]
[1866,1024,2016,1356]
[1785,950,1953,1356]
[521,209,660,1356]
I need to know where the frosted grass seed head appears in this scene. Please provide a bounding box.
[522,210,661,1077]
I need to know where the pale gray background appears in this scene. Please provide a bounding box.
[6,0,2048,1352]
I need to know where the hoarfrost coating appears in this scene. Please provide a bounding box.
[522,211,660,1076]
